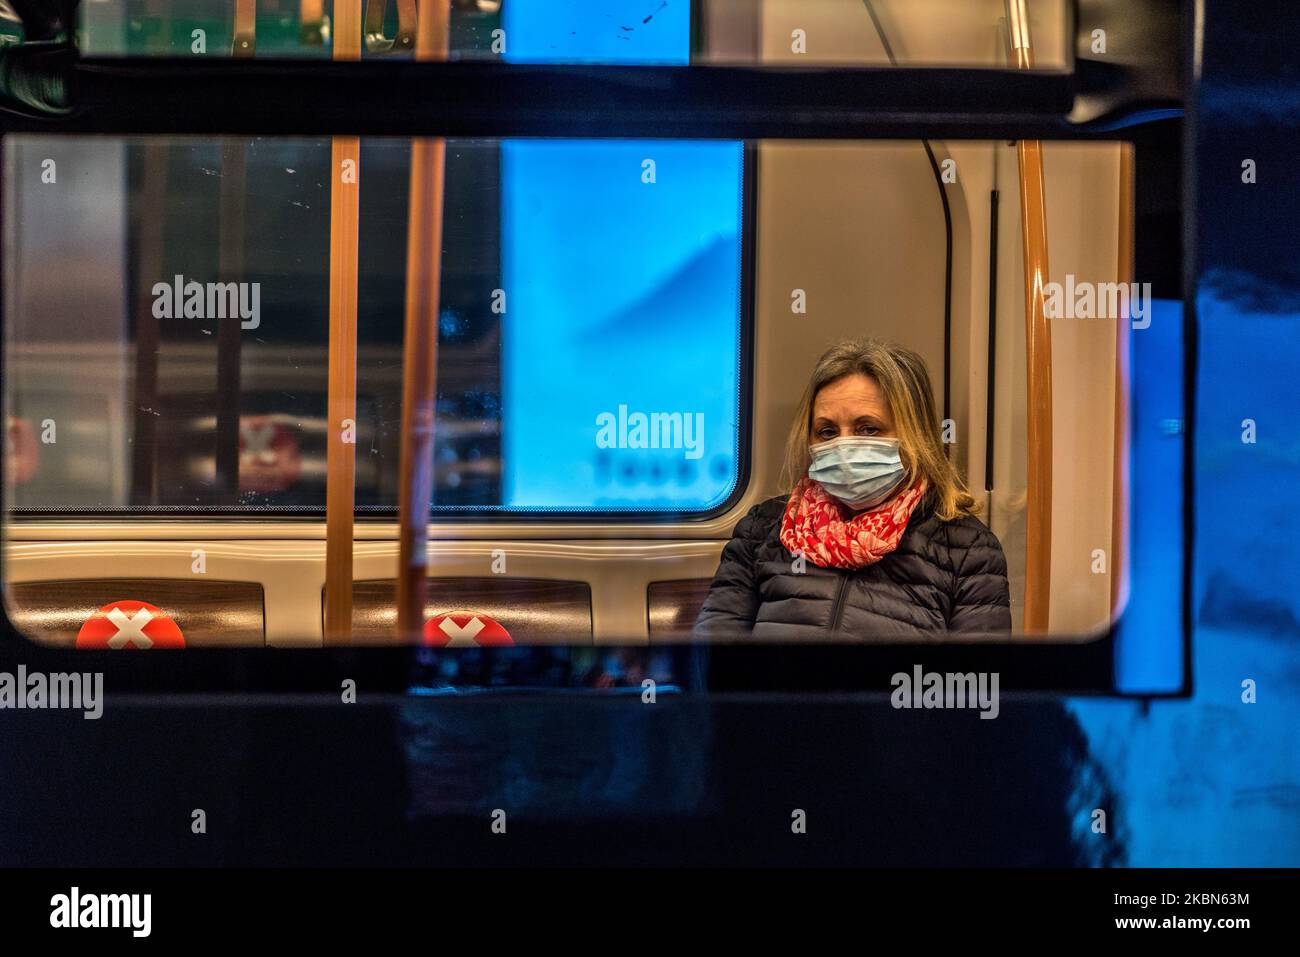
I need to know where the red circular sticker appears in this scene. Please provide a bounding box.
[239,416,302,494]
[423,611,514,648]
[76,600,186,650]
[6,416,39,485]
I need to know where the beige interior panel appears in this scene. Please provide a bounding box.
[1042,142,1122,635]
[758,0,1069,69]
[3,539,725,646]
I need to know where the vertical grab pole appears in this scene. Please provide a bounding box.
[233,0,257,55]
[324,0,363,644]
[396,0,451,641]
[1111,144,1135,617]
[1008,0,1052,633]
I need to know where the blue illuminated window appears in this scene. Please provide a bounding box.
[501,140,745,512]
[497,0,746,513]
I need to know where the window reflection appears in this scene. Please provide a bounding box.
[2,135,745,514]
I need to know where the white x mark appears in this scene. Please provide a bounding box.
[241,422,278,464]
[106,606,155,649]
[438,616,484,648]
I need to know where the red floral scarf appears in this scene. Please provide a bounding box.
[779,476,928,570]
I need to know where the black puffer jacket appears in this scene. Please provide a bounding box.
[694,493,1012,639]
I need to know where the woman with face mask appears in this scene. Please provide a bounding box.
[694,338,1011,638]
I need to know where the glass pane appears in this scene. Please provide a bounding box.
[76,0,1071,70]
[2,133,1181,650]
[2,134,746,515]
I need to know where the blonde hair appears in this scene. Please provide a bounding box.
[779,338,978,521]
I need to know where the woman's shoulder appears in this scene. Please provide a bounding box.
[940,510,1001,540]
[730,494,789,542]
[915,509,1008,572]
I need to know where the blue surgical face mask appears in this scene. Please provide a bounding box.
[807,435,907,510]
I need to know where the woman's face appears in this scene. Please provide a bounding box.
[810,373,895,444]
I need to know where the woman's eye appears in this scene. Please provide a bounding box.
[857,425,879,436]
[816,428,837,440]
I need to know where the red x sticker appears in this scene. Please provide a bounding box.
[422,611,514,647]
[76,600,187,650]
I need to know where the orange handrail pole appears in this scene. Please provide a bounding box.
[233,0,257,55]
[300,0,327,46]
[396,0,451,641]
[1009,0,1052,633]
[324,0,363,644]
[1111,144,1135,617]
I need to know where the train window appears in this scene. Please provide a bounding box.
[2,134,745,515]
[0,0,1188,696]
[75,0,1072,70]
[3,132,1181,652]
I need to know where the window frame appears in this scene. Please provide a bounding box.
[0,50,1193,699]
[1,135,757,523]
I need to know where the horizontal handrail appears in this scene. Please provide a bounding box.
[0,58,1185,138]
